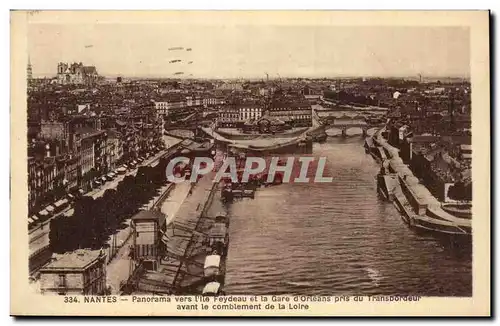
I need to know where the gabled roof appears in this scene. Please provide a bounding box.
[132,209,166,224]
[41,249,104,271]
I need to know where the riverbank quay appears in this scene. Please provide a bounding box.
[121,172,229,295]
[105,182,177,294]
[108,181,194,294]
[366,129,471,239]
[28,141,183,276]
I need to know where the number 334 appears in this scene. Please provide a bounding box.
[64,296,79,303]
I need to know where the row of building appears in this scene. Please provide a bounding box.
[217,102,313,129]
[386,120,472,202]
[153,87,314,130]
[154,95,226,117]
[28,114,163,215]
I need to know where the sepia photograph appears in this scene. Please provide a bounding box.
[10,10,490,316]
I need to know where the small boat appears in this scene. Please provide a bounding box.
[215,213,229,227]
[202,281,222,296]
[204,255,221,278]
[208,222,229,248]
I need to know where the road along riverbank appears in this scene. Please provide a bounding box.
[28,143,183,277]
[120,172,230,296]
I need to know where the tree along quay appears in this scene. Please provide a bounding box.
[28,146,177,238]
[49,157,176,253]
[29,150,183,276]
[106,183,175,263]
[121,171,228,296]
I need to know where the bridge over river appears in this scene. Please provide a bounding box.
[162,104,387,140]
[319,115,386,137]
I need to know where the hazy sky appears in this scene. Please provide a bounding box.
[28,24,470,79]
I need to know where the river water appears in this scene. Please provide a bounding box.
[224,137,472,296]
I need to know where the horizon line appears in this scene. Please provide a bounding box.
[32,74,471,80]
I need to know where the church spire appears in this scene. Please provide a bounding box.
[27,55,33,81]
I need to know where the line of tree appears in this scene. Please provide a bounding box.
[49,156,173,253]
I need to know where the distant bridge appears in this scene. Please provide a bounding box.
[319,115,386,137]
[163,109,386,140]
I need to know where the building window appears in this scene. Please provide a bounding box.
[58,274,67,288]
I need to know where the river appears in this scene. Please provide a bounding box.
[224,137,472,296]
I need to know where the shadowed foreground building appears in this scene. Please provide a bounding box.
[130,210,167,272]
[39,249,107,295]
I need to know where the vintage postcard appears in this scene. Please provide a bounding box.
[10,10,490,316]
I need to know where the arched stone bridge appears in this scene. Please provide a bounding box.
[319,115,386,137]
